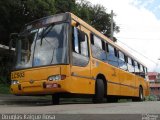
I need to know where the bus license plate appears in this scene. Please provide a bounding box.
[46,83,58,88]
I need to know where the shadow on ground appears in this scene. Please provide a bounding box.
[0,94,94,106]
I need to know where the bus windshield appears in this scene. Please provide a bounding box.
[15,23,69,69]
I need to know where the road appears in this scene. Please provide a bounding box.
[0,94,160,120]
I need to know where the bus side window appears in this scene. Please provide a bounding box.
[118,51,127,71]
[90,34,107,61]
[72,27,89,66]
[106,43,109,53]
[143,67,148,79]
[134,61,140,75]
[72,27,80,53]
[90,33,94,45]
[102,40,106,51]
[127,57,135,73]
[139,64,145,78]
[107,45,119,67]
[114,48,118,57]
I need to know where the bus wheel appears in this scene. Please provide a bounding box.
[138,87,144,101]
[52,93,60,105]
[132,87,144,102]
[93,79,105,103]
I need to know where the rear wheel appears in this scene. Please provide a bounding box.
[93,79,105,103]
[52,93,60,105]
[139,87,144,101]
[132,87,144,102]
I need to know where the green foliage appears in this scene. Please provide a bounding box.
[75,0,119,38]
[0,0,119,45]
[54,0,76,13]
[0,83,10,94]
[0,1,120,82]
[145,95,158,101]
[0,0,56,45]
[0,0,120,83]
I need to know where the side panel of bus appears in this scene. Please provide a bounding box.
[119,70,135,96]
[70,13,149,99]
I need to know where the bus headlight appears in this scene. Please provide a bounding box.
[11,80,19,85]
[48,75,66,81]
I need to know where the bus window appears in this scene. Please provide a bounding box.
[134,61,140,74]
[138,63,140,70]
[132,59,135,66]
[91,34,107,61]
[102,40,106,51]
[118,51,127,71]
[107,45,119,67]
[114,48,118,57]
[143,67,147,74]
[127,57,135,73]
[106,43,109,52]
[139,64,145,78]
[72,27,89,66]
[93,35,102,48]
[143,67,148,79]
[140,65,143,72]
[72,27,79,53]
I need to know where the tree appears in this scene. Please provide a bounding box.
[0,0,56,46]
[54,0,76,13]
[0,0,119,46]
[75,0,119,40]
[0,0,120,83]
[0,0,56,83]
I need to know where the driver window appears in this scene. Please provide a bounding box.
[72,27,89,66]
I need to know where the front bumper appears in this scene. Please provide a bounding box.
[10,80,67,95]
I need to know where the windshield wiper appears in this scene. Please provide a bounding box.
[40,23,55,45]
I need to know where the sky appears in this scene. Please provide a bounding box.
[88,0,160,72]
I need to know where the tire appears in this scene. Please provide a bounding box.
[52,93,60,105]
[139,87,144,101]
[93,79,105,103]
[132,87,144,102]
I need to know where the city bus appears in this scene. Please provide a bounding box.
[10,12,150,104]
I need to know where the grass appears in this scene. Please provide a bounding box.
[0,83,10,94]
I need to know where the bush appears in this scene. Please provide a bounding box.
[145,95,158,101]
[0,83,10,94]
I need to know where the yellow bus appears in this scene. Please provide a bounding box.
[10,12,150,104]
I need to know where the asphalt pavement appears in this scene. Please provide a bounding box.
[0,94,160,120]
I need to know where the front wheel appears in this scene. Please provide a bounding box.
[92,79,105,103]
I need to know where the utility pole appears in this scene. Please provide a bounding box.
[110,10,114,41]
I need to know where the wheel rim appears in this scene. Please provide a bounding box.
[140,89,143,100]
[140,92,143,99]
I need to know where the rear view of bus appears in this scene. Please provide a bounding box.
[10,13,71,104]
